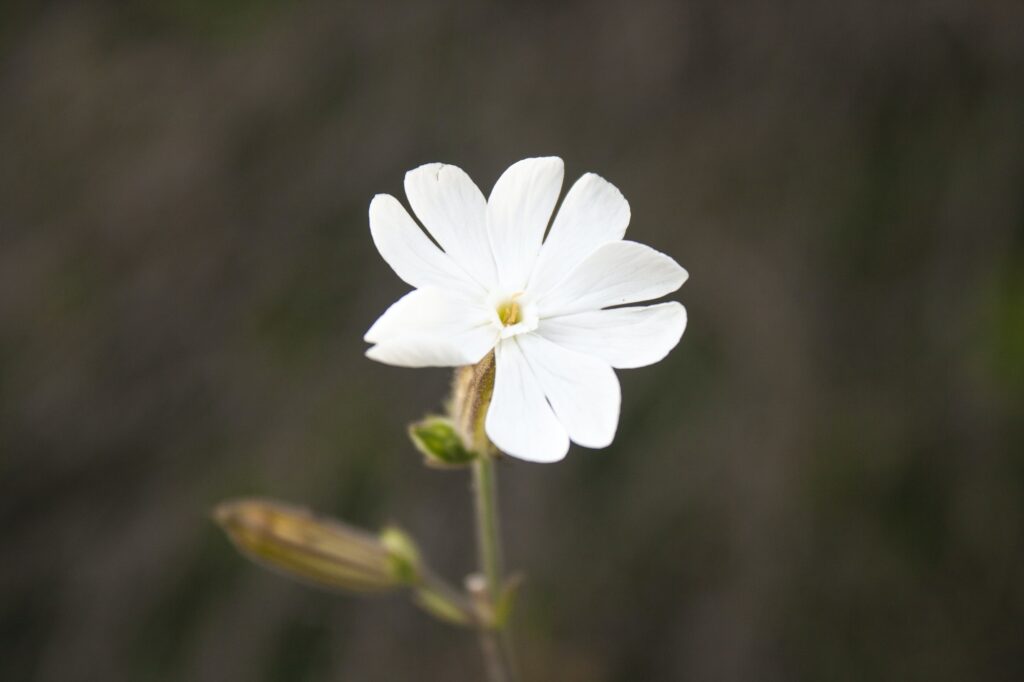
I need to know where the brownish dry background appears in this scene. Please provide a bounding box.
[2,1,1024,680]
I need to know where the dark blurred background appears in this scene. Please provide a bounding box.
[2,1,1023,680]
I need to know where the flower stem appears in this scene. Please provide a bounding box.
[472,457,518,682]
[473,457,502,592]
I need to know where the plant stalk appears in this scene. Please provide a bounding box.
[473,457,503,594]
[472,457,518,682]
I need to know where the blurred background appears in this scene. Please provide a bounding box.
[2,1,1023,680]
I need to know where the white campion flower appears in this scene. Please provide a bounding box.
[364,157,688,463]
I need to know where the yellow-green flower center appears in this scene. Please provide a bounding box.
[496,299,522,327]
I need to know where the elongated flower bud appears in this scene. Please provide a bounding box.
[214,499,415,593]
[450,351,496,455]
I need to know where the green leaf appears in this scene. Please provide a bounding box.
[493,574,524,628]
[412,586,474,627]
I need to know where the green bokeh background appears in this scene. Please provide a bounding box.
[2,1,1023,680]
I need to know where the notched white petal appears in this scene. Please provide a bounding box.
[369,194,481,297]
[365,329,495,368]
[486,157,564,292]
[516,333,620,449]
[404,163,496,289]
[538,241,688,317]
[537,302,687,369]
[528,172,630,298]
[485,338,569,462]
[364,288,490,343]
[364,288,497,368]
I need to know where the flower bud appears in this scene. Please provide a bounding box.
[408,416,477,468]
[214,498,411,593]
[450,351,496,455]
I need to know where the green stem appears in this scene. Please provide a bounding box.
[473,457,502,593]
[472,457,518,682]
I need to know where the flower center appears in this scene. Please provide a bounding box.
[488,291,537,339]
[496,298,522,327]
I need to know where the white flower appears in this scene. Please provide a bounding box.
[365,157,688,463]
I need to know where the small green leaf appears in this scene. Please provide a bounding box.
[408,416,477,468]
[493,574,524,628]
[413,586,474,626]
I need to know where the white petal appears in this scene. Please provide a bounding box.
[486,157,564,291]
[516,333,620,449]
[404,163,497,289]
[537,302,687,369]
[537,241,688,317]
[364,288,498,368]
[485,337,569,462]
[369,194,482,297]
[527,173,630,297]
[364,288,492,343]
[366,331,495,368]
